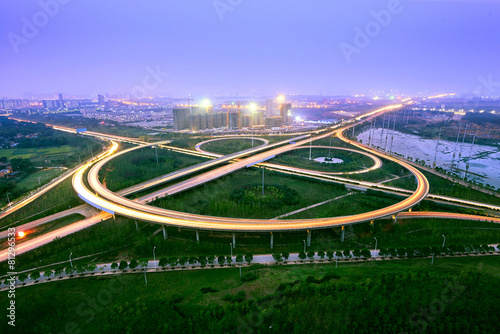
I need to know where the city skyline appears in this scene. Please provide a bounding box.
[1,0,499,98]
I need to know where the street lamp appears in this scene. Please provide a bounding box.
[201,99,211,113]
[69,252,73,267]
[442,235,446,248]
[6,193,10,206]
[303,240,306,253]
[374,237,378,256]
[38,176,42,186]
[153,246,156,270]
[230,243,233,258]
[249,103,257,147]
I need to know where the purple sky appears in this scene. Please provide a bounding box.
[1,0,499,98]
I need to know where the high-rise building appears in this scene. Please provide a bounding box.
[173,108,191,130]
[98,94,105,107]
[265,99,275,117]
[280,103,291,124]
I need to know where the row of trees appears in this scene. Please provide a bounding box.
[7,244,500,285]
[272,249,373,263]
[111,253,255,272]
[378,243,499,258]
[10,261,100,284]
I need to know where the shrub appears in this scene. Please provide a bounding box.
[241,271,258,282]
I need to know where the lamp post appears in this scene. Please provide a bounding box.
[442,235,446,248]
[69,252,73,268]
[6,193,10,206]
[230,243,233,258]
[38,176,42,186]
[153,246,156,270]
[249,103,257,147]
[374,237,378,257]
[303,240,306,253]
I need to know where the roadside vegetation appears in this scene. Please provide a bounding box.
[1,256,498,333]
[99,146,208,192]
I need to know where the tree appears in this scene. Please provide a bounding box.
[388,248,396,257]
[352,249,361,259]
[159,257,168,269]
[111,262,118,271]
[76,264,87,275]
[18,273,28,282]
[317,250,325,261]
[378,248,387,257]
[307,251,315,261]
[66,266,77,275]
[335,251,343,259]
[326,250,334,261]
[208,255,216,266]
[168,257,178,269]
[244,253,253,264]
[361,249,371,259]
[139,259,148,268]
[343,249,351,259]
[199,256,207,267]
[188,256,197,265]
[282,251,290,262]
[30,271,41,281]
[119,260,128,271]
[218,255,226,266]
[179,256,188,267]
[406,247,415,258]
[87,263,97,272]
[298,251,306,262]
[272,253,283,263]
[226,256,233,265]
[129,259,138,270]
[235,254,244,265]
[54,267,64,277]
[43,270,53,278]
[396,248,406,258]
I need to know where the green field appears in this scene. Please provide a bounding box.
[200,138,260,155]
[152,168,349,219]
[271,147,375,173]
[15,168,64,191]
[0,145,74,160]
[1,256,498,333]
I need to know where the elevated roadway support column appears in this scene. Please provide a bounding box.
[163,226,167,240]
[341,226,345,242]
[306,230,311,247]
[270,232,274,249]
[196,230,199,244]
[232,233,236,248]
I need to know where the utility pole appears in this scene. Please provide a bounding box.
[329,136,332,158]
[309,141,312,160]
[389,115,396,153]
[451,122,462,168]
[458,122,469,161]
[262,163,265,197]
[433,127,442,169]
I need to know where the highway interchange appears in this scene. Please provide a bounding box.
[1,104,500,261]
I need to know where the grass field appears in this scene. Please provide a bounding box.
[152,168,349,219]
[0,145,74,160]
[200,138,258,155]
[1,256,498,333]
[15,168,64,190]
